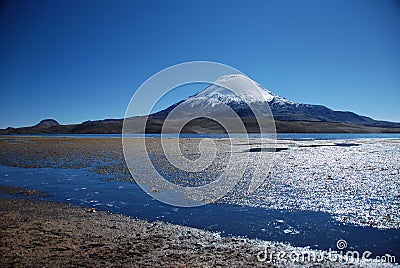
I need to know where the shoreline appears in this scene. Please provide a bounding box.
[0,188,396,267]
[0,195,265,267]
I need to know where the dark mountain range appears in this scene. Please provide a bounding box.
[1,74,399,134]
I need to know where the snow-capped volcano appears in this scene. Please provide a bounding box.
[151,74,400,128]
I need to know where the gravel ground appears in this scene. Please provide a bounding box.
[1,195,395,267]
[0,196,267,267]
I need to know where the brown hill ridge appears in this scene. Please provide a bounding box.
[1,117,400,134]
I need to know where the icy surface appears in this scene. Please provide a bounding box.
[221,138,400,230]
[130,137,400,230]
[1,136,398,230]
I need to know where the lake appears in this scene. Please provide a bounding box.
[0,133,399,260]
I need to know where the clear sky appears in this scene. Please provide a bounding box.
[1,0,399,128]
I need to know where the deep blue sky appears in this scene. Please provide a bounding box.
[1,0,399,128]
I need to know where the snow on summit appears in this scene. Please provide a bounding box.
[186,74,294,106]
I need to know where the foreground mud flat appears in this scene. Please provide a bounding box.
[0,196,394,267]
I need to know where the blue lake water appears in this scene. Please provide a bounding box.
[3,133,400,140]
[0,163,399,260]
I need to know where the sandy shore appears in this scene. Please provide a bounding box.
[0,197,267,267]
[0,182,284,267]
[1,194,395,267]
